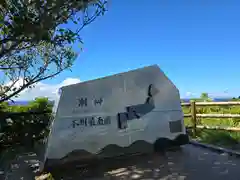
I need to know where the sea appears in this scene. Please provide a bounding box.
[181,98,232,103]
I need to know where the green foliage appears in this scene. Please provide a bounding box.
[0,0,108,103]
[183,98,240,127]
[184,94,240,148]
[189,129,240,149]
[200,92,209,100]
[0,97,53,149]
[0,0,107,54]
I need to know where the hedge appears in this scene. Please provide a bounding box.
[0,97,53,151]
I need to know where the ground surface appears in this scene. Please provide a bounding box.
[2,144,240,180]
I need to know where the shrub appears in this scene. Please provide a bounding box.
[0,98,53,150]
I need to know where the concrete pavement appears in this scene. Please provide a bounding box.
[4,144,240,180]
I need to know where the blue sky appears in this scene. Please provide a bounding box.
[44,0,240,99]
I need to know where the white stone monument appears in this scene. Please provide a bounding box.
[41,64,189,171]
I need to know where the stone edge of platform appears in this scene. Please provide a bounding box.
[189,140,240,157]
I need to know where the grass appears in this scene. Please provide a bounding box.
[183,104,240,150]
[186,126,240,150]
[184,117,240,128]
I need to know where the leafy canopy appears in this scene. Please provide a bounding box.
[0,0,107,103]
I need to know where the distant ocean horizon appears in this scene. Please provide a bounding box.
[5,97,234,106]
[7,100,55,106]
[181,98,233,103]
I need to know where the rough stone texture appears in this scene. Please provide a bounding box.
[44,140,154,170]
[3,144,240,180]
[45,64,185,163]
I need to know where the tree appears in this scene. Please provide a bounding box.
[0,0,108,103]
[200,92,209,101]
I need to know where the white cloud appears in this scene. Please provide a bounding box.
[10,78,81,101]
[181,91,198,98]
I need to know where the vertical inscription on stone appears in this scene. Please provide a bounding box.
[77,98,87,107]
[93,98,103,106]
